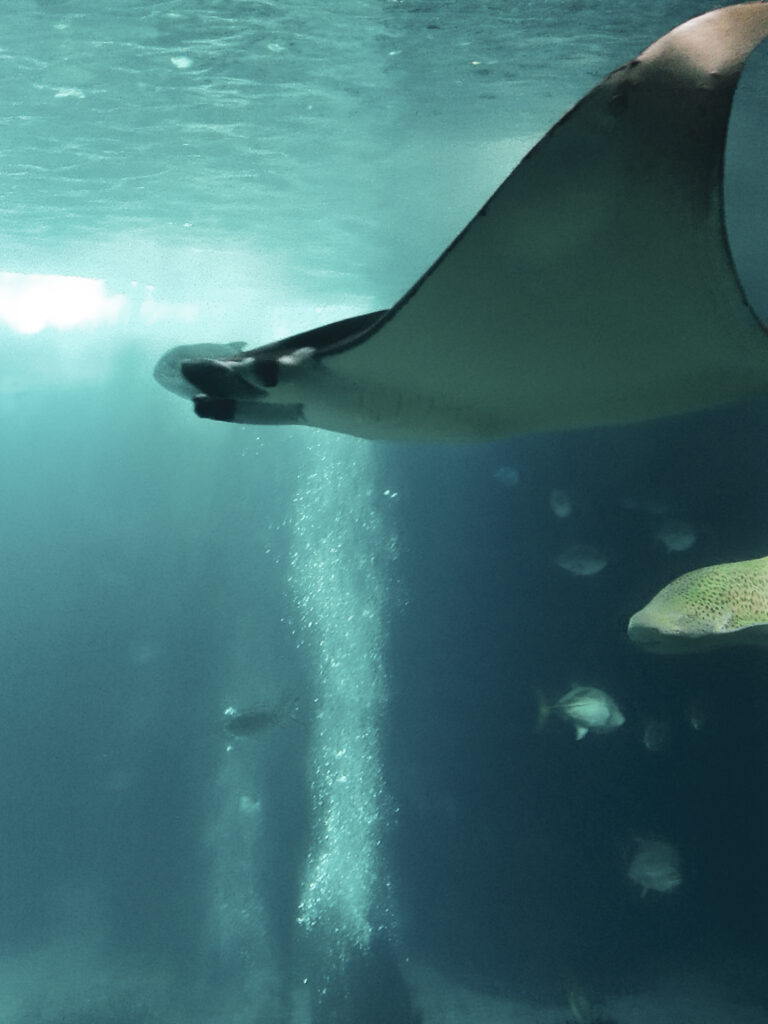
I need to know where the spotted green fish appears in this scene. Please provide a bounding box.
[628,556,768,653]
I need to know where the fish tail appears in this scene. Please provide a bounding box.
[536,690,551,729]
[288,695,302,722]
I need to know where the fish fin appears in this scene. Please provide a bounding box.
[155,5,768,441]
[575,726,589,741]
[535,690,551,730]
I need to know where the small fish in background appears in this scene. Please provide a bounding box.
[238,794,262,817]
[627,838,682,896]
[494,465,520,488]
[655,518,697,553]
[567,984,595,1024]
[565,980,615,1024]
[539,685,625,740]
[555,544,607,576]
[618,496,670,516]
[641,718,669,753]
[549,488,574,519]
[642,498,672,517]
[222,698,298,738]
[686,697,707,733]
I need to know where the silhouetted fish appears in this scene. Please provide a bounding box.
[222,699,298,738]
[628,838,682,896]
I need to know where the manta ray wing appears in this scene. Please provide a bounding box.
[155,3,768,442]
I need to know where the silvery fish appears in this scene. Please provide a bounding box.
[566,982,615,1024]
[549,488,574,519]
[494,465,520,488]
[222,698,298,738]
[654,518,696,552]
[554,544,607,576]
[628,838,682,896]
[642,718,669,753]
[539,685,625,741]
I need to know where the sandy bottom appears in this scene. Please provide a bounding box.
[1,938,766,1024]
[406,962,768,1024]
[0,935,283,1024]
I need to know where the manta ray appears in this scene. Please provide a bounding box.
[155,3,768,442]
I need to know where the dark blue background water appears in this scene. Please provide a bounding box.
[1,2,767,1021]
[385,407,768,996]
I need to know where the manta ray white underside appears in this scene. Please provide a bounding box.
[155,3,768,442]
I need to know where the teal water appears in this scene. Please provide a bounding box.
[1,2,767,1022]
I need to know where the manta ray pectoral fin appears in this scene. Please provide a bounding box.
[154,4,768,442]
